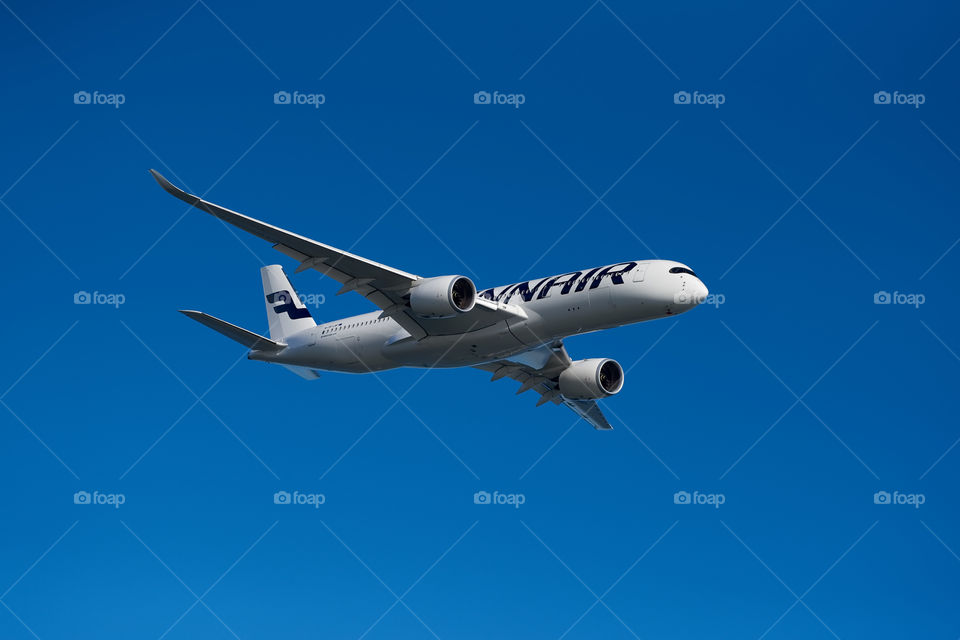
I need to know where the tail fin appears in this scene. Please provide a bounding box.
[261,265,316,341]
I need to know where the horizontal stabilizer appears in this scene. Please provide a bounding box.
[179,310,285,353]
[281,364,322,380]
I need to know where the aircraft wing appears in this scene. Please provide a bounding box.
[474,341,614,431]
[150,170,524,340]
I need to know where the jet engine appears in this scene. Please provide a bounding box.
[409,275,477,318]
[558,358,624,399]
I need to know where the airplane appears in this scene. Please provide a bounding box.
[150,170,709,430]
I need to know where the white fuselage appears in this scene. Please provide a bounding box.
[249,259,709,373]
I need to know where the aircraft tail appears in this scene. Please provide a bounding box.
[261,264,316,341]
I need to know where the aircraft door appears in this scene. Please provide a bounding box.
[588,271,615,309]
[632,262,649,282]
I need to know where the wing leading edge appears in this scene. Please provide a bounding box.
[150,170,523,339]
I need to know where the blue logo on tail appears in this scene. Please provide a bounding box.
[266,290,311,319]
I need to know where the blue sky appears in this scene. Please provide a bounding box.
[1,0,959,637]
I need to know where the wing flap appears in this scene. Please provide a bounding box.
[272,242,428,340]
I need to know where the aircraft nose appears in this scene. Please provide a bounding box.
[692,278,709,303]
[673,276,709,308]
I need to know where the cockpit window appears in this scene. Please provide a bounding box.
[669,266,698,277]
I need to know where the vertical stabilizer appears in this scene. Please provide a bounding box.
[261,265,316,341]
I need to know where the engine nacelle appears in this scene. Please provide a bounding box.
[409,275,477,318]
[559,358,624,399]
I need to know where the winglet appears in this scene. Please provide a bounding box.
[150,169,200,206]
[149,169,176,193]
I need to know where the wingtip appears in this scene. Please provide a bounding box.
[149,169,182,197]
